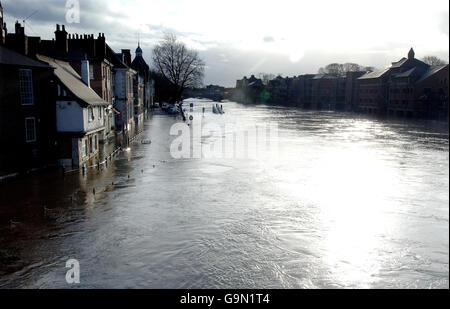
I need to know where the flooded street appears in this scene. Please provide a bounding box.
[0,99,448,289]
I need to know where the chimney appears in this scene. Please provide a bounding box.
[96,32,106,58]
[55,24,68,56]
[81,58,90,88]
[122,49,131,65]
[11,21,27,55]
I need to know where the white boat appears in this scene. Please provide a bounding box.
[162,102,170,110]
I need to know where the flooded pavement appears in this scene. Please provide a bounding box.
[0,99,448,288]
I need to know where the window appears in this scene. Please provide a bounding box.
[89,64,94,80]
[88,107,94,122]
[89,137,93,154]
[94,135,98,151]
[82,139,88,157]
[25,117,36,142]
[57,84,61,96]
[99,107,103,119]
[19,69,34,105]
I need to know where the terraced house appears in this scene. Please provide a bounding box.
[37,55,108,167]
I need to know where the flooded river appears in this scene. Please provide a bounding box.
[0,99,448,288]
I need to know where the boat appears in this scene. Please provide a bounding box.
[161,102,170,111]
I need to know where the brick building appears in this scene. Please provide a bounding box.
[357,48,448,119]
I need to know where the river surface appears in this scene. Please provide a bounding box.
[0,99,448,289]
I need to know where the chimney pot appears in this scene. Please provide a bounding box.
[56,24,60,31]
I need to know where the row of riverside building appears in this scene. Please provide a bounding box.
[234,48,448,120]
[0,2,155,176]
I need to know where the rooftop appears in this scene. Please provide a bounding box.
[37,54,108,107]
[0,46,50,68]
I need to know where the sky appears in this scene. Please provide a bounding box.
[2,0,449,87]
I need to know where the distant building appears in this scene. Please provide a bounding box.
[234,75,264,104]
[131,44,151,133]
[267,76,289,104]
[345,71,366,111]
[112,49,137,146]
[37,55,109,167]
[311,74,347,110]
[413,64,448,120]
[357,48,448,119]
[0,46,55,174]
[295,74,315,108]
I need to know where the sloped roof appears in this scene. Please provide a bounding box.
[0,46,50,68]
[36,54,108,107]
[392,67,418,78]
[416,65,449,84]
[391,57,408,68]
[131,54,149,75]
[358,66,391,80]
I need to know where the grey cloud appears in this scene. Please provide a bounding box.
[2,0,448,87]
[439,11,449,36]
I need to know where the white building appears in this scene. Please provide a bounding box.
[113,66,136,142]
[37,55,108,167]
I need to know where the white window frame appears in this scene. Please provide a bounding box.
[19,69,34,106]
[94,134,98,151]
[25,117,36,143]
[88,107,94,122]
[81,138,87,158]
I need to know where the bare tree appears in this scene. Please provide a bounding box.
[422,56,447,67]
[325,63,343,76]
[258,73,276,86]
[152,34,205,103]
[319,63,373,76]
[342,63,362,73]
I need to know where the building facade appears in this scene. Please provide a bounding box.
[0,46,55,174]
[131,44,151,133]
[357,48,448,119]
[112,49,137,146]
[37,55,108,167]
